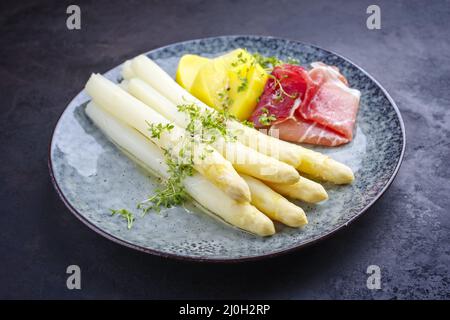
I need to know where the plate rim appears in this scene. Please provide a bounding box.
[48,35,406,263]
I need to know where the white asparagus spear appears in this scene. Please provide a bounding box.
[85,73,250,202]
[126,55,354,184]
[265,177,328,203]
[122,78,300,184]
[122,60,136,79]
[241,174,307,227]
[85,102,275,236]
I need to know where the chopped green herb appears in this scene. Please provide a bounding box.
[138,150,193,214]
[268,74,298,100]
[177,102,236,143]
[139,120,195,214]
[110,209,135,229]
[241,120,255,128]
[147,122,174,139]
[258,107,277,126]
[273,90,284,102]
[252,53,283,70]
[217,88,234,109]
[138,101,238,215]
[237,77,248,92]
[251,52,300,71]
[286,57,300,65]
[231,51,249,67]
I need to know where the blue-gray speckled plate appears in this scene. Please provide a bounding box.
[49,36,405,262]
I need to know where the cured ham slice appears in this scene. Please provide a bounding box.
[249,64,310,126]
[270,118,349,147]
[298,62,360,140]
[249,62,360,147]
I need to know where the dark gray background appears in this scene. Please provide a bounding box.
[1,0,449,299]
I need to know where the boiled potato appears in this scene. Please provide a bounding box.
[175,54,209,90]
[182,49,268,120]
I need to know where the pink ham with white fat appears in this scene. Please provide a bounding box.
[298,62,361,141]
[249,62,361,147]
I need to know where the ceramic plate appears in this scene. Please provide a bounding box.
[49,36,405,262]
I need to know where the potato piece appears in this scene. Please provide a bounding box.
[175,54,209,90]
[190,49,268,120]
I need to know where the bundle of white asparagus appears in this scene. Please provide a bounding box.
[84,55,355,236]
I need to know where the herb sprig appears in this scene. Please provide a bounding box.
[258,107,277,126]
[231,51,249,67]
[110,209,135,229]
[252,52,300,71]
[137,102,236,216]
[178,102,236,143]
[268,74,299,102]
[241,120,255,128]
[217,87,234,109]
[237,77,248,92]
[138,150,193,214]
[147,122,174,139]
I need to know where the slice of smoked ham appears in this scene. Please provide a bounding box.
[249,64,310,126]
[298,62,361,140]
[270,118,349,147]
[249,62,360,147]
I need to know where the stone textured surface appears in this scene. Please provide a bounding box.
[0,0,448,299]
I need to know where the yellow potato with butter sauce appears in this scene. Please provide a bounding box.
[176,49,268,120]
[189,56,229,108]
[175,54,209,91]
